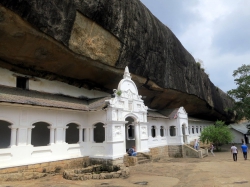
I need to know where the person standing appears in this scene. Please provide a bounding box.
[194,139,198,150]
[241,143,248,160]
[231,144,238,161]
[210,144,215,156]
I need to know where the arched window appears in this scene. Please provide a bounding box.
[94,123,105,143]
[0,120,11,148]
[160,126,164,137]
[151,126,156,138]
[31,122,50,147]
[66,123,79,144]
[170,126,176,136]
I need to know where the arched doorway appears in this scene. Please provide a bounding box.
[31,122,50,147]
[0,120,11,148]
[125,117,135,151]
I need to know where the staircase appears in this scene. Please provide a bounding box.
[136,152,152,164]
[183,144,208,158]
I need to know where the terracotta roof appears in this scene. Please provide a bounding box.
[0,86,107,111]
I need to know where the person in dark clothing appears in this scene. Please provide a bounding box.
[127,146,137,156]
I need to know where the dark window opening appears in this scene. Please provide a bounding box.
[16,76,29,89]
[0,120,11,148]
[160,126,164,137]
[82,129,85,142]
[31,122,50,147]
[94,123,105,143]
[170,126,176,136]
[192,126,194,134]
[66,123,79,144]
[128,125,134,139]
[151,126,156,138]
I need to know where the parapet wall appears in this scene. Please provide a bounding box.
[149,145,169,160]
[0,157,90,181]
[168,145,183,158]
[0,157,90,175]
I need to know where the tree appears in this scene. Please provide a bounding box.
[200,120,233,151]
[227,64,250,121]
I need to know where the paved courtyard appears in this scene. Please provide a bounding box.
[1,144,249,187]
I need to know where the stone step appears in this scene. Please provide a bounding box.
[138,159,151,164]
[136,156,147,161]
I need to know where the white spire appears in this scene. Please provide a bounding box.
[123,66,131,79]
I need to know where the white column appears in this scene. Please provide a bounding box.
[27,127,35,146]
[122,123,126,153]
[155,126,160,137]
[8,126,17,147]
[90,126,94,142]
[48,127,55,145]
[78,127,83,143]
[85,128,89,142]
[103,124,107,142]
[186,126,189,135]
[63,126,69,143]
[134,122,140,151]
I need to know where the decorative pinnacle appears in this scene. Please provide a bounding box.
[123,66,131,79]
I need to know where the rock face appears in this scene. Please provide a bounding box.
[0,0,234,122]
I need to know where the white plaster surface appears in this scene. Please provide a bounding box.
[0,67,213,168]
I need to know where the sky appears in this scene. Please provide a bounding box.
[140,0,250,93]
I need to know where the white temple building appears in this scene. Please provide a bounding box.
[0,66,212,169]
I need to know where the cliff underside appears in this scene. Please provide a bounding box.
[0,0,234,122]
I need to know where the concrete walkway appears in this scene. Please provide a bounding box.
[1,144,249,187]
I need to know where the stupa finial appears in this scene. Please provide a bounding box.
[123,66,131,79]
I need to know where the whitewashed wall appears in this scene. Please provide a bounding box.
[230,129,244,143]
[147,118,168,148]
[188,119,212,143]
[0,67,109,99]
[0,103,109,168]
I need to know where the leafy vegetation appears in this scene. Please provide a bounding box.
[227,64,250,121]
[116,90,122,96]
[196,62,201,69]
[200,120,233,151]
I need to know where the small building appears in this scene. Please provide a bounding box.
[0,66,212,169]
[228,122,250,144]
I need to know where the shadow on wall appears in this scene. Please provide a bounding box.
[0,120,11,148]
